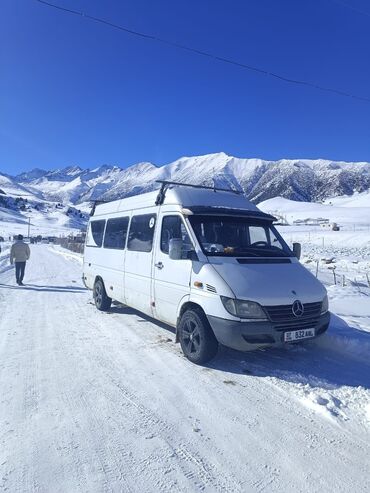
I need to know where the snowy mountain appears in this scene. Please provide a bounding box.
[11,153,370,206]
[15,168,49,182]
[0,173,42,200]
[0,171,88,233]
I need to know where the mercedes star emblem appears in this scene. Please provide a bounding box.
[292,300,304,317]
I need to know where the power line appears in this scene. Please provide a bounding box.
[35,0,370,103]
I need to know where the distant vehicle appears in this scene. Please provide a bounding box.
[83,182,330,364]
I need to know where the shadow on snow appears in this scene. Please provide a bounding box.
[108,303,176,334]
[107,304,370,391]
[208,314,370,390]
[0,283,87,293]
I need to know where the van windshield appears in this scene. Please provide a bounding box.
[188,215,293,257]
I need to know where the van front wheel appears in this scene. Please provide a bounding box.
[93,279,112,311]
[179,308,218,364]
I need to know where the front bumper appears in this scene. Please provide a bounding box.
[207,311,330,351]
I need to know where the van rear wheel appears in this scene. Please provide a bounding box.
[93,279,112,311]
[179,308,218,364]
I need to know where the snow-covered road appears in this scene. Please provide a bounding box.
[0,245,369,492]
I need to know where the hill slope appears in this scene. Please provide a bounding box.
[12,153,370,205]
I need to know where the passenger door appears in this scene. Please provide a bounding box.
[153,215,194,326]
[124,213,157,316]
[101,216,129,303]
[84,219,106,289]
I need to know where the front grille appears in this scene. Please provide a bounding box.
[264,302,322,324]
[273,317,320,332]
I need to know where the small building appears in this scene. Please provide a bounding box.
[320,222,340,231]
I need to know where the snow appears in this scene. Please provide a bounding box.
[0,207,29,225]
[1,185,370,490]
[0,173,88,237]
[0,174,40,200]
[0,207,85,238]
[1,236,370,491]
[0,214,85,241]
[8,153,370,205]
[323,190,370,208]
[259,194,370,225]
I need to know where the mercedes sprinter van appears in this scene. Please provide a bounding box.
[83,182,330,364]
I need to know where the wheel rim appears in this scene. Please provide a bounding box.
[182,318,201,355]
[94,283,102,306]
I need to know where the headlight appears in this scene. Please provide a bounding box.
[221,296,267,320]
[321,294,329,314]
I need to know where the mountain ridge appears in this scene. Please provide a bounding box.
[4,152,370,206]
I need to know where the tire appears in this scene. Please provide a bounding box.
[179,308,218,364]
[93,279,112,311]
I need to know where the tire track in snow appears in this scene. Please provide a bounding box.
[71,299,249,492]
[73,299,370,493]
[78,328,242,493]
[43,247,370,491]
[53,298,240,493]
[40,278,136,492]
[1,245,369,492]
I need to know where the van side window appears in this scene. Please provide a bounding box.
[161,216,192,257]
[86,220,105,247]
[249,225,268,244]
[269,228,284,249]
[127,214,156,252]
[104,217,129,249]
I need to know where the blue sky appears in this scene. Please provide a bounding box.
[1,0,370,175]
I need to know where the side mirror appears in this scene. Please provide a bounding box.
[169,238,182,260]
[292,242,301,260]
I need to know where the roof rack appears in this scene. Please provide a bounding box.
[90,199,110,216]
[155,180,242,205]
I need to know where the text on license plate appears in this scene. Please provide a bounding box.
[284,328,315,342]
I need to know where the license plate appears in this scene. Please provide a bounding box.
[284,328,315,342]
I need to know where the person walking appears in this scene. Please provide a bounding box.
[10,234,31,286]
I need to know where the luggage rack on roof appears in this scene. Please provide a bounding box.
[90,200,110,216]
[155,180,242,205]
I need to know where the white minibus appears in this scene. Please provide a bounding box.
[83,182,330,364]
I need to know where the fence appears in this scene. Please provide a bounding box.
[55,237,85,254]
[307,258,370,288]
